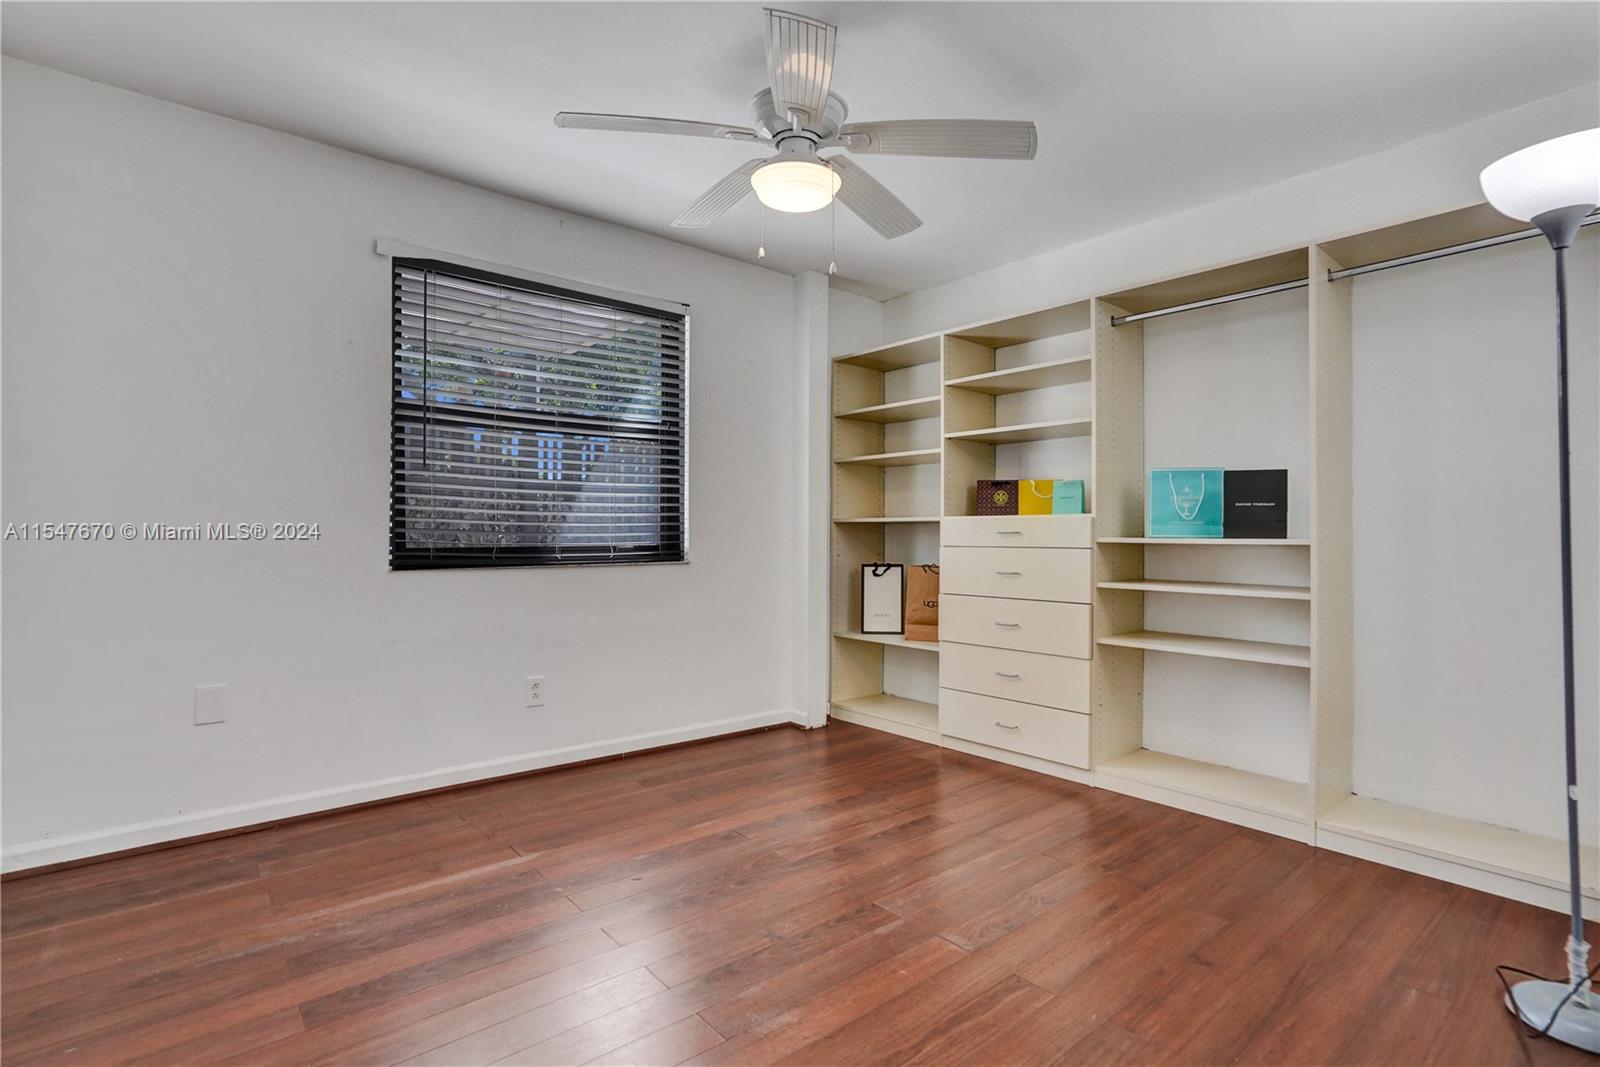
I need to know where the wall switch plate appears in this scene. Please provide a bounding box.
[194,684,227,725]
[525,675,545,708]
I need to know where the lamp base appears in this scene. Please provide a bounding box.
[1505,980,1600,1053]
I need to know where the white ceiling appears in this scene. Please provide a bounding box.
[4,2,1596,299]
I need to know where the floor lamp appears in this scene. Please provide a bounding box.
[1481,126,1600,1054]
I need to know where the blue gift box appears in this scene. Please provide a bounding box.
[1051,479,1085,515]
[1148,468,1224,537]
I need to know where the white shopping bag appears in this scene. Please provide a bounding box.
[860,563,905,634]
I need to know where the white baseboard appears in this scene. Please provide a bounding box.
[1093,770,1317,845]
[1315,827,1600,920]
[1,709,807,873]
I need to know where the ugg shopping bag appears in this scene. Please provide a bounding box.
[904,564,940,643]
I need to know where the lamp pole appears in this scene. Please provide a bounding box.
[1482,128,1599,1053]
[1536,201,1591,1010]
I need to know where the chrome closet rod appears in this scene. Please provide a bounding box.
[1328,212,1600,280]
[1110,278,1309,325]
[1109,212,1600,326]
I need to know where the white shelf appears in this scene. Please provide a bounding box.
[1097,537,1312,546]
[836,447,942,468]
[1096,630,1310,668]
[1096,750,1309,822]
[833,631,940,653]
[830,694,939,744]
[1319,796,1600,896]
[834,395,941,423]
[1097,579,1310,601]
[944,417,1093,446]
[834,335,942,371]
[833,516,941,525]
[945,356,1092,395]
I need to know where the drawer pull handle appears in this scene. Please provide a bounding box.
[994,671,1021,679]
[993,621,1021,628]
[994,570,1022,576]
[994,721,1020,730]
[996,530,1023,535]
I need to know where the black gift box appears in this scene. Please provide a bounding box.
[1223,469,1288,538]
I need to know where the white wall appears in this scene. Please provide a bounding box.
[1351,234,1598,841]
[1139,289,1313,783]
[0,59,801,869]
[827,288,884,358]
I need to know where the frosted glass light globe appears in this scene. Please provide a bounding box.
[751,160,841,213]
[1480,128,1600,222]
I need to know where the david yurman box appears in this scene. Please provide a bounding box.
[1223,469,1288,538]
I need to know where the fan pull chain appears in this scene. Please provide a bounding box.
[828,186,838,275]
[758,203,766,260]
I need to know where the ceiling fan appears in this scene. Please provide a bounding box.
[554,8,1037,239]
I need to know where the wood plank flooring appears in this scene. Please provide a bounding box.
[2,723,1595,1066]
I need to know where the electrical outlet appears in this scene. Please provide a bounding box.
[525,675,545,708]
[194,684,227,725]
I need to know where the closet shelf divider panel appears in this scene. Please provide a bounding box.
[1097,537,1312,546]
[836,447,942,467]
[1098,579,1311,600]
[835,395,942,423]
[945,355,1093,394]
[943,417,1093,446]
[1096,630,1311,668]
[833,631,940,652]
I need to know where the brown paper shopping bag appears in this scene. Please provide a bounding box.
[904,564,940,643]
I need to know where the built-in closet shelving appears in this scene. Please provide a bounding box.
[829,305,1097,774]
[829,200,1598,918]
[1088,249,1323,842]
[830,337,946,743]
[1306,207,1599,915]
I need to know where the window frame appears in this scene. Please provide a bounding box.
[388,254,690,571]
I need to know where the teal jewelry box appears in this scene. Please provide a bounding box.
[1148,468,1224,537]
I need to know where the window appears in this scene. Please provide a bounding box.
[390,258,687,569]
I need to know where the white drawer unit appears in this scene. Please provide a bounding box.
[941,514,1092,549]
[939,689,1090,768]
[940,643,1090,712]
[941,546,1090,604]
[941,595,1091,658]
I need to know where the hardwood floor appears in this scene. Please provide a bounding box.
[2,723,1594,1066]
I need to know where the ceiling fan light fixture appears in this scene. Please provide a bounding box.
[751,159,840,213]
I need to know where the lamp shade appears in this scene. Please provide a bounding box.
[1480,128,1600,222]
[751,160,841,213]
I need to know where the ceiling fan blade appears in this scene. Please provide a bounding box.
[765,8,837,128]
[837,120,1038,160]
[554,112,758,141]
[672,159,767,228]
[829,156,921,239]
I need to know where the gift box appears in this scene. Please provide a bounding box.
[1224,469,1288,538]
[1018,480,1055,516]
[860,563,905,634]
[1148,468,1224,538]
[1052,479,1085,515]
[976,480,1018,516]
